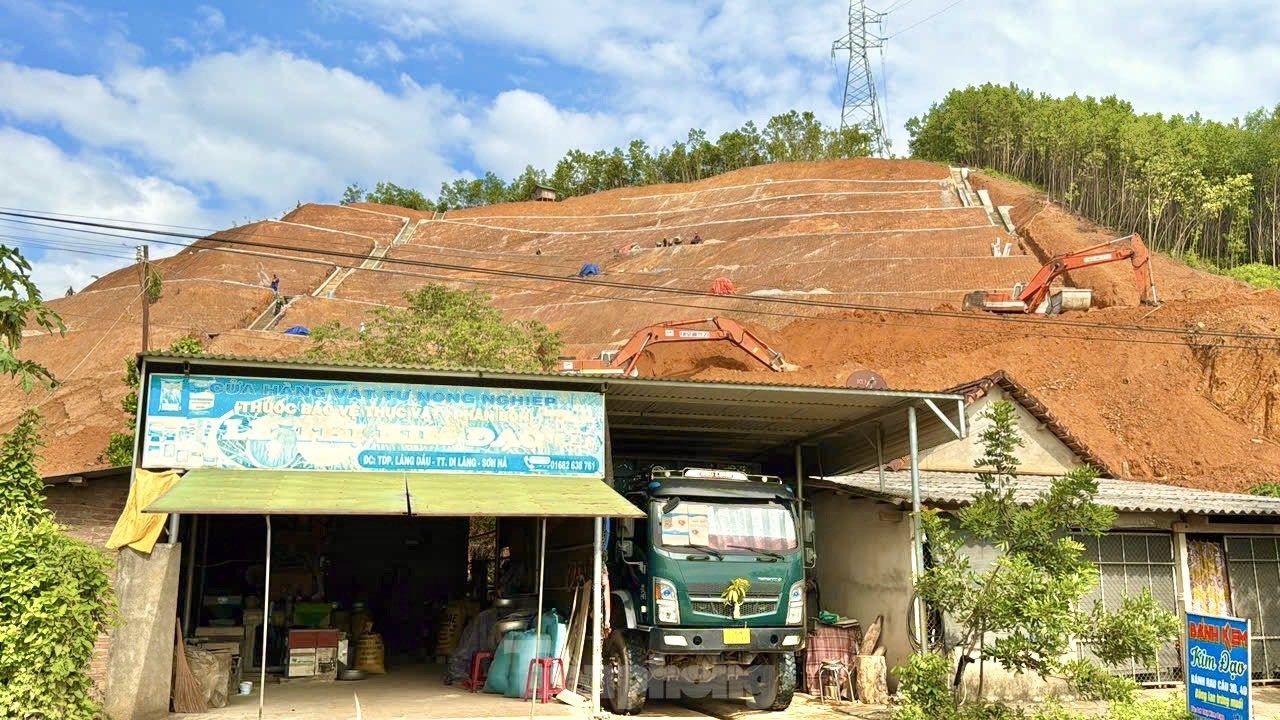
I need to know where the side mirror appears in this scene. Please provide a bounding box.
[617,518,635,539]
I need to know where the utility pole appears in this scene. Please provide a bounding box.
[833,0,889,157]
[136,245,150,353]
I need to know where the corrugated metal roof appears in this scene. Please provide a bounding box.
[145,469,410,515]
[138,351,958,395]
[140,352,969,473]
[145,469,644,517]
[819,471,1280,517]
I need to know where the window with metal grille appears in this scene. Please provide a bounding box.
[1224,536,1280,681]
[1074,532,1181,683]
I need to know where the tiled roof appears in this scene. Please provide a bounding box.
[947,370,1117,477]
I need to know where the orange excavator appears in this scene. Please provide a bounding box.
[559,317,787,376]
[963,233,1159,314]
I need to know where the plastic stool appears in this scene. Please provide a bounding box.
[524,658,565,703]
[464,652,493,692]
[818,660,854,705]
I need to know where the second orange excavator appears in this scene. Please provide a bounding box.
[964,233,1159,314]
[559,317,787,376]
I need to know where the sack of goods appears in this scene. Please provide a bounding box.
[354,633,387,675]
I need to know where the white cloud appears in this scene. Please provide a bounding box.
[355,38,406,66]
[0,128,206,293]
[194,5,225,34]
[469,90,626,177]
[0,48,469,211]
[329,0,1280,159]
[879,0,1280,152]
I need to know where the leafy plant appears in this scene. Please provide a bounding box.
[307,284,561,371]
[1249,481,1280,497]
[102,335,204,466]
[902,400,1177,715]
[0,246,64,391]
[1108,695,1192,720]
[0,416,115,720]
[892,653,956,720]
[721,578,750,619]
[145,268,163,302]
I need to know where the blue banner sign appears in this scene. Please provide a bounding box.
[1186,612,1251,720]
[141,373,605,476]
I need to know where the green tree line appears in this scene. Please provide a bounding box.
[342,110,872,212]
[907,83,1280,269]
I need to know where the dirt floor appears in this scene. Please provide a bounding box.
[12,158,1280,492]
[182,664,713,720]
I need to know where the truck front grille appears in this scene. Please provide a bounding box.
[690,597,779,619]
[686,582,783,596]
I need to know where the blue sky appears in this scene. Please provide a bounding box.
[1,0,1278,293]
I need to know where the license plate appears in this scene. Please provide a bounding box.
[722,628,751,645]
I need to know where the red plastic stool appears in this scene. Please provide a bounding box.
[524,658,565,703]
[464,652,493,692]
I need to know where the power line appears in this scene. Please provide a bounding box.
[885,0,967,39]
[5,208,1280,350]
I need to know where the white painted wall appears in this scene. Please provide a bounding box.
[812,490,914,688]
[918,388,1081,476]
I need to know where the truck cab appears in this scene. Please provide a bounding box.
[605,467,807,713]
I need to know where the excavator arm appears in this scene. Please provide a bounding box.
[968,233,1158,313]
[560,317,787,376]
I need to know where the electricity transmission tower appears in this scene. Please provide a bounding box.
[833,0,889,157]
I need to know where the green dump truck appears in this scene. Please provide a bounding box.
[604,467,811,713]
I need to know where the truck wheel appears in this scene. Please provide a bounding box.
[604,630,648,715]
[746,652,796,711]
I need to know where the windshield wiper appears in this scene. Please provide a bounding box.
[683,544,724,560]
[725,544,783,560]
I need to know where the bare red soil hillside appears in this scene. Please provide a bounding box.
[8,159,1280,492]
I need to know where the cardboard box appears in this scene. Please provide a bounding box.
[288,649,316,678]
[316,647,337,675]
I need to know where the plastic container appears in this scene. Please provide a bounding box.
[484,632,517,694]
[239,681,252,696]
[293,602,332,628]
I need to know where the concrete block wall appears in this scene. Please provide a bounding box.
[43,477,129,694]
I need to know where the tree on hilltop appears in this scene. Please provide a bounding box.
[307,283,561,372]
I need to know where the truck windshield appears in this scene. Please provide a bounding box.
[657,500,797,554]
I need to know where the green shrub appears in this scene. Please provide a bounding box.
[0,411,115,719]
[1223,263,1280,289]
[1109,694,1191,720]
[893,653,957,720]
[1250,482,1280,497]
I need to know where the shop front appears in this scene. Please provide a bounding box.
[103,352,967,719]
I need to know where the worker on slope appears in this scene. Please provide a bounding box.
[270,274,280,295]
[691,233,703,245]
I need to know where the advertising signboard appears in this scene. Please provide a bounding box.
[140,373,606,476]
[1186,611,1251,720]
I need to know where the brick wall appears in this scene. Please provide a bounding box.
[43,477,129,694]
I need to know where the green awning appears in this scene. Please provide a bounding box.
[145,468,410,515]
[406,474,644,518]
[144,469,642,518]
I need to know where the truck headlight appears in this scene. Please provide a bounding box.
[786,581,804,625]
[654,577,679,624]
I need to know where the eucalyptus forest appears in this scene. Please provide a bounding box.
[907,83,1280,276]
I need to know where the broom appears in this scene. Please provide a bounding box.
[172,620,208,713]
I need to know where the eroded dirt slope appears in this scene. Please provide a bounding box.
[9,160,1280,491]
